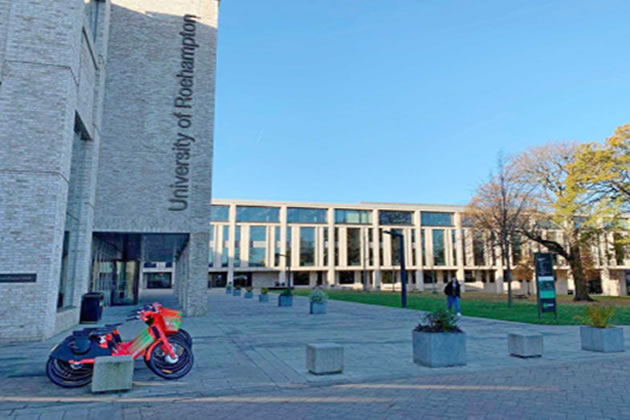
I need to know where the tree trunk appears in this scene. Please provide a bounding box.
[568,245,593,302]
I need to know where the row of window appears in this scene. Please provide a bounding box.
[207,224,504,269]
[211,205,455,226]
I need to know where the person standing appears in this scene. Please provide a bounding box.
[444,276,462,316]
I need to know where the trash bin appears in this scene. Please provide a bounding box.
[80,292,105,323]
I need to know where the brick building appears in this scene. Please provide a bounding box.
[0,0,219,343]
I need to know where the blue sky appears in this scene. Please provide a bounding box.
[213,0,630,205]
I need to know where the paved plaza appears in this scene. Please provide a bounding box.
[1,290,630,419]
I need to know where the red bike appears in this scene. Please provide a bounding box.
[46,303,194,388]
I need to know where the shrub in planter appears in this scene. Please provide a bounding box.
[412,310,466,367]
[577,305,624,353]
[278,288,293,307]
[259,288,269,302]
[244,286,254,299]
[309,288,328,314]
[232,286,241,296]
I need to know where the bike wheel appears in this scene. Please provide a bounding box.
[46,357,93,388]
[146,337,194,380]
[170,329,192,348]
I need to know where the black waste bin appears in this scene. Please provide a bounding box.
[80,292,104,323]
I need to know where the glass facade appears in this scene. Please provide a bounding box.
[347,228,361,266]
[421,212,453,226]
[287,207,327,223]
[249,226,266,267]
[211,205,229,221]
[379,210,412,225]
[339,271,355,284]
[300,227,315,266]
[335,209,372,224]
[236,206,279,222]
[451,230,457,266]
[432,230,445,266]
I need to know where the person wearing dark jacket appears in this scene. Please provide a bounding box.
[444,277,462,316]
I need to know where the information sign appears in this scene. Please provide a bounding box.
[534,253,557,318]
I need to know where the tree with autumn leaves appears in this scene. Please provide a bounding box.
[468,124,629,303]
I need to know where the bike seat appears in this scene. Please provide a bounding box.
[70,336,91,355]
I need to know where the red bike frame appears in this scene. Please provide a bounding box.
[67,304,182,365]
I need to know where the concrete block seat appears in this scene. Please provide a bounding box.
[508,332,543,358]
[91,355,134,393]
[306,343,344,375]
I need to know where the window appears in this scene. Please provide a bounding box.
[209,225,214,267]
[423,271,434,284]
[379,210,412,225]
[433,230,445,266]
[274,226,281,266]
[421,229,426,266]
[382,271,394,284]
[473,232,485,266]
[464,270,475,283]
[368,229,374,266]
[287,207,327,223]
[249,226,266,267]
[421,212,453,226]
[335,209,372,224]
[221,226,229,268]
[84,0,102,41]
[614,233,626,265]
[211,205,229,221]
[347,228,361,266]
[451,230,457,266]
[512,235,522,263]
[234,226,241,267]
[323,227,329,266]
[293,272,310,286]
[334,228,340,266]
[146,273,172,289]
[299,227,315,266]
[391,229,403,266]
[236,206,279,222]
[339,271,355,284]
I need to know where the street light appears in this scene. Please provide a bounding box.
[384,230,407,308]
[277,253,292,289]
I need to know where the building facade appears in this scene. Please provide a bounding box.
[143,199,630,297]
[0,0,219,343]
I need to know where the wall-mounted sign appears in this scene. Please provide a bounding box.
[0,273,37,283]
[534,253,557,318]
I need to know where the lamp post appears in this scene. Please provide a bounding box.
[384,230,407,308]
[277,253,292,289]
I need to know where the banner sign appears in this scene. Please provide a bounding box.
[534,253,557,316]
[0,273,37,283]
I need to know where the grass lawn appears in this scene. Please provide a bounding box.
[289,289,630,325]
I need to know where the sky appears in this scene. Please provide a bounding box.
[212,0,630,206]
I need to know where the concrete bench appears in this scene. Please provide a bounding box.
[306,343,344,375]
[508,332,543,358]
[91,355,134,393]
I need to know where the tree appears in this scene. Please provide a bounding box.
[571,124,630,211]
[513,142,617,301]
[467,153,534,307]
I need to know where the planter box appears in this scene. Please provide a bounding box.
[244,292,253,299]
[306,343,343,375]
[580,326,625,353]
[310,302,327,314]
[508,332,543,358]
[232,289,241,296]
[412,330,466,367]
[278,295,293,307]
[225,288,232,295]
[259,294,269,302]
[91,356,134,393]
